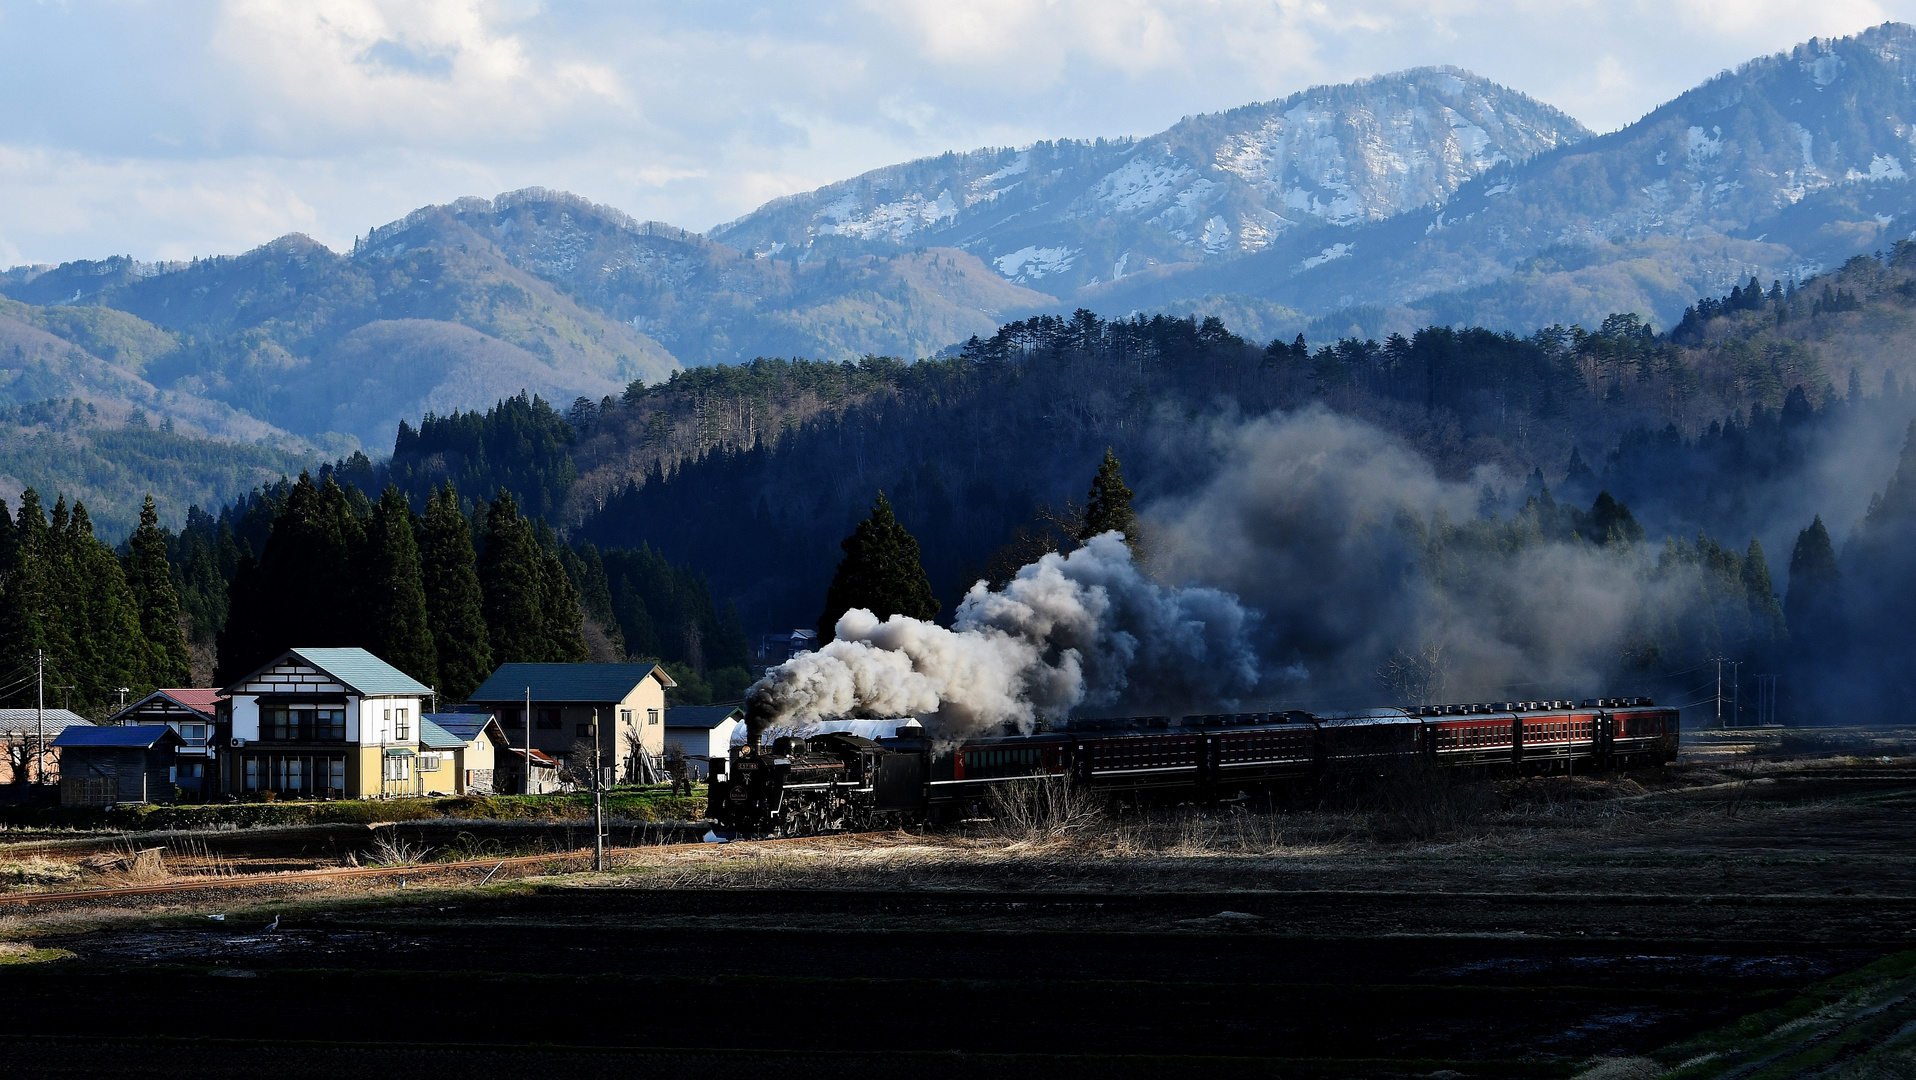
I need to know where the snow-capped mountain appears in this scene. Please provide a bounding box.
[709,67,1589,296]
[1086,22,1916,335]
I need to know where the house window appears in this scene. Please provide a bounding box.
[382,755,412,782]
[537,708,562,729]
[420,754,441,772]
[168,765,177,783]
[182,724,206,746]
[244,758,259,790]
[316,709,345,741]
[647,709,659,726]
[328,758,345,793]
[500,708,524,728]
[576,723,595,737]
[184,763,204,778]
[621,709,632,726]
[395,708,410,741]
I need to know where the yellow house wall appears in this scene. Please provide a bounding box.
[619,677,668,758]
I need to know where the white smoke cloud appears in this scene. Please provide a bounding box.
[745,532,1259,739]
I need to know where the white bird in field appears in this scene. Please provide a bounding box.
[207,914,225,922]
[264,915,280,932]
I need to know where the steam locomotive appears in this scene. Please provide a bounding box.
[707,697,1680,836]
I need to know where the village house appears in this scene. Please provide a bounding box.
[54,724,184,806]
[110,689,225,799]
[664,705,743,780]
[466,663,675,785]
[419,713,508,795]
[220,648,434,799]
[0,709,91,789]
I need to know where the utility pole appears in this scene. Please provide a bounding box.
[34,650,43,786]
[1730,661,1742,729]
[523,686,533,797]
[592,707,605,873]
[1710,655,1727,729]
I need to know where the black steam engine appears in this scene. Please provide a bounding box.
[708,697,1680,836]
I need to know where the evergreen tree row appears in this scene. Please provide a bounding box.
[0,491,191,715]
[214,474,586,699]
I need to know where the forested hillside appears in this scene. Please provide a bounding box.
[104,241,1916,721]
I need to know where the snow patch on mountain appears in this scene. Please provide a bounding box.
[816,190,960,243]
[995,246,1078,283]
[1299,242,1354,271]
[1849,154,1908,181]
[1090,153,1193,215]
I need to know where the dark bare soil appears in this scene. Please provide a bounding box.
[3,732,1915,1079]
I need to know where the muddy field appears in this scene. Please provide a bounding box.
[4,728,1916,1079]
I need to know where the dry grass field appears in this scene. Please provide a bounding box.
[1,729,1914,1079]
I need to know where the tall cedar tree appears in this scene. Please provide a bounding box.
[67,500,161,707]
[1079,448,1138,548]
[123,494,192,687]
[541,542,591,663]
[479,490,586,663]
[363,486,437,685]
[217,473,365,682]
[817,493,939,644]
[560,542,627,658]
[1742,538,1787,644]
[420,483,494,701]
[1786,515,1844,656]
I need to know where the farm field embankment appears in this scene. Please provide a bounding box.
[1,728,1915,1079]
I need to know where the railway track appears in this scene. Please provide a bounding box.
[0,832,827,907]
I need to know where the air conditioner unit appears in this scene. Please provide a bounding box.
[229,737,246,748]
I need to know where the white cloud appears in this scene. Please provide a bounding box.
[0,0,1907,264]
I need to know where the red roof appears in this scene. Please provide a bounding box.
[503,747,559,767]
[159,689,225,711]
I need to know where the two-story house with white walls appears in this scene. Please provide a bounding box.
[220,648,434,799]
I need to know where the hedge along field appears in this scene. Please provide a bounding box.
[0,787,708,832]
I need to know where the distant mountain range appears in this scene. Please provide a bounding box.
[4,25,1916,466]
[709,67,1588,297]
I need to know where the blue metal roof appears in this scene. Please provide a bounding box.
[424,713,496,742]
[665,705,744,730]
[417,717,467,750]
[54,725,179,748]
[221,648,434,697]
[467,663,673,704]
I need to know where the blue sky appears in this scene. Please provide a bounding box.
[0,0,1908,265]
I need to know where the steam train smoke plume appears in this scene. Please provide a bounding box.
[745,533,1259,741]
[1150,407,1712,703]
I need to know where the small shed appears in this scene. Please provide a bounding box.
[54,725,184,806]
[497,746,560,795]
[664,706,744,779]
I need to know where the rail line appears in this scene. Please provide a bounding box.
[0,832,824,907]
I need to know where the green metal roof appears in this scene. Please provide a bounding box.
[467,663,672,704]
[417,717,467,750]
[221,648,434,698]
